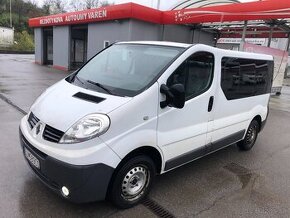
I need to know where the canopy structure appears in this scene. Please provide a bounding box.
[217,23,290,39]
[163,0,290,24]
[29,0,290,27]
[170,0,240,10]
[163,0,290,41]
[29,0,290,41]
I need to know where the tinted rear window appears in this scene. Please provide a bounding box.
[221,57,273,100]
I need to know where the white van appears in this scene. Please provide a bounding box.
[20,42,273,208]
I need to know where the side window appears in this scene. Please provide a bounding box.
[221,57,272,100]
[255,60,272,95]
[167,52,214,100]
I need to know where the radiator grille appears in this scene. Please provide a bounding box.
[27,112,40,129]
[43,125,64,143]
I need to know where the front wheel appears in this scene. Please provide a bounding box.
[108,155,156,208]
[237,120,259,151]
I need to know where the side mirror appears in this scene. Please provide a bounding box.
[160,84,185,109]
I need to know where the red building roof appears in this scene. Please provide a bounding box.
[29,3,162,27]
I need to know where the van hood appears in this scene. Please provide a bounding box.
[30,79,132,132]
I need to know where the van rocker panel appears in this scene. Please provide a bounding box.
[164,130,245,171]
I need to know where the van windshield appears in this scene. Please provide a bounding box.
[72,44,185,97]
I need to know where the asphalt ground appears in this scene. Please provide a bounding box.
[1,54,290,217]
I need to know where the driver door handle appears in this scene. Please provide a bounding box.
[208,96,214,112]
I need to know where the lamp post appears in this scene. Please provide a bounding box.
[10,0,12,27]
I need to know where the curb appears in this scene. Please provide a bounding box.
[0,50,34,54]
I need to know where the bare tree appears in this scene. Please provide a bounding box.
[53,0,66,14]
[67,0,114,12]
[99,0,114,7]
[42,0,53,14]
[84,0,114,9]
[69,0,85,11]
[27,0,37,6]
[85,0,99,9]
[42,0,66,14]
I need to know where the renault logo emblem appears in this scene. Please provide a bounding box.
[33,122,43,137]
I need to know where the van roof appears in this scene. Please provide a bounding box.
[117,41,192,48]
[116,41,274,61]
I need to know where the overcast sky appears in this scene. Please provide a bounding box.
[118,0,257,10]
[35,0,257,10]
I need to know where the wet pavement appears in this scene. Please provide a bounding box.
[270,82,290,113]
[1,54,290,217]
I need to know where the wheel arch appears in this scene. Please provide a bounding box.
[106,146,163,199]
[252,115,262,132]
[117,146,163,174]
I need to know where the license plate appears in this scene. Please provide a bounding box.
[24,148,40,169]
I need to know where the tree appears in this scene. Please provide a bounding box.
[52,0,66,14]
[42,0,53,15]
[68,0,114,11]
[99,0,114,7]
[0,0,8,12]
[69,0,85,11]
[85,0,99,9]
[27,0,37,7]
[13,31,34,51]
[42,0,67,15]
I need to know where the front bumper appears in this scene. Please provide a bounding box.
[20,129,114,203]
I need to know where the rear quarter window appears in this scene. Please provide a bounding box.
[221,57,273,100]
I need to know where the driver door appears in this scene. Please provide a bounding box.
[157,50,216,171]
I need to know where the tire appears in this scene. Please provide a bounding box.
[108,155,156,209]
[237,120,259,151]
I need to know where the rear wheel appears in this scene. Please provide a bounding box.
[109,155,156,208]
[237,120,259,151]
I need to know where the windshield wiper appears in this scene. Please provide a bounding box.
[74,75,84,84]
[86,80,114,95]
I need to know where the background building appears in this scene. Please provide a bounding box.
[29,0,290,75]
[0,27,14,47]
[29,3,216,71]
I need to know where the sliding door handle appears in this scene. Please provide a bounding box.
[208,96,214,112]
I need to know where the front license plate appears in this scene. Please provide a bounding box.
[24,148,40,169]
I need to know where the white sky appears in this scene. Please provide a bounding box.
[35,0,257,10]
[117,0,258,10]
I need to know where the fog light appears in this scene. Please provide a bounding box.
[61,186,70,197]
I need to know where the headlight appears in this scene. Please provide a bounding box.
[60,114,110,144]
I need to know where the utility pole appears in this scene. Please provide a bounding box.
[267,24,274,47]
[157,0,161,10]
[239,20,248,51]
[285,33,290,78]
[9,0,12,27]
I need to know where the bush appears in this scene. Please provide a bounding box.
[12,31,34,51]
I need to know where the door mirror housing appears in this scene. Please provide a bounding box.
[160,84,185,109]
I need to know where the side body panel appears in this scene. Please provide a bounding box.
[100,83,163,164]
[212,89,269,143]
[156,45,218,171]
[211,51,270,143]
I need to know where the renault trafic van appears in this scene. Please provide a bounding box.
[19,42,273,208]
